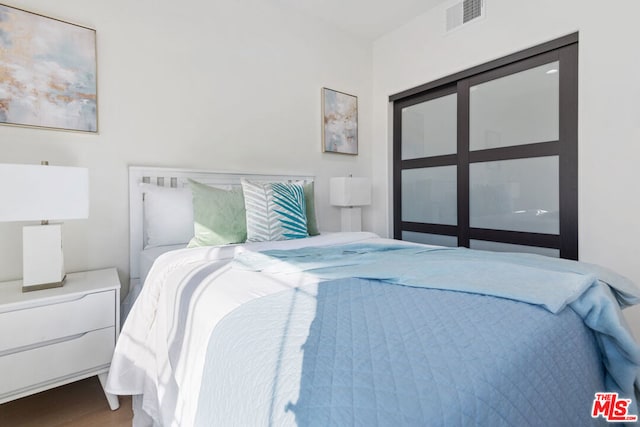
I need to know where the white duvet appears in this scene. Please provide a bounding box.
[106,232,388,426]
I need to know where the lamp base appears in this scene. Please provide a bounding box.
[22,275,66,293]
[340,207,362,232]
[22,224,66,292]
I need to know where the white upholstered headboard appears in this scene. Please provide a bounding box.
[128,166,314,286]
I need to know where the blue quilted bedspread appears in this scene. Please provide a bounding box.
[195,279,608,426]
[192,244,640,426]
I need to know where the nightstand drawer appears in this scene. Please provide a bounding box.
[0,290,115,353]
[0,327,115,399]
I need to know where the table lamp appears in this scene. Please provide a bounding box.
[0,162,89,292]
[330,176,371,232]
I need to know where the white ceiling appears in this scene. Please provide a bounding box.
[274,0,449,40]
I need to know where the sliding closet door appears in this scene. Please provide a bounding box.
[395,87,459,247]
[392,34,578,259]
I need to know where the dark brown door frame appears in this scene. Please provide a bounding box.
[392,33,579,260]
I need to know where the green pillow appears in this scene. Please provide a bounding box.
[303,181,320,236]
[187,179,247,247]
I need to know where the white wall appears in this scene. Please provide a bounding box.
[0,0,373,295]
[372,0,640,338]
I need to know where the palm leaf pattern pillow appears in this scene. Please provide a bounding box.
[242,179,309,242]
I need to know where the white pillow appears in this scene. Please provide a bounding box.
[141,183,194,248]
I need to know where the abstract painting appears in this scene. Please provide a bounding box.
[0,4,97,132]
[322,87,357,155]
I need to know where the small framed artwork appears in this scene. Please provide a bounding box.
[322,87,358,155]
[0,4,97,132]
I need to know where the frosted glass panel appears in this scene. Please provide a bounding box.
[402,166,457,225]
[470,61,559,150]
[402,231,457,247]
[470,157,559,234]
[402,94,457,159]
[470,240,559,258]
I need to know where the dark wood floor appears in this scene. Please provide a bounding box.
[0,377,132,426]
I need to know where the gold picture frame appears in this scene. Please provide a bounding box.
[0,4,97,132]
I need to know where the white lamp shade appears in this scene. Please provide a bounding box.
[0,163,89,222]
[330,177,371,207]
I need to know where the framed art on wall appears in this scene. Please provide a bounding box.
[322,87,358,155]
[0,4,97,132]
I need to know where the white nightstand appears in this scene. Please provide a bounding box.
[0,268,121,410]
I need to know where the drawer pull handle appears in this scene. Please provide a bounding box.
[0,291,114,315]
[0,331,94,358]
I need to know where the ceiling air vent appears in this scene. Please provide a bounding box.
[446,0,485,32]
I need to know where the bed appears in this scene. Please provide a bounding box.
[107,167,640,426]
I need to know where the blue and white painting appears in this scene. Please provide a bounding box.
[322,88,357,154]
[0,4,97,132]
